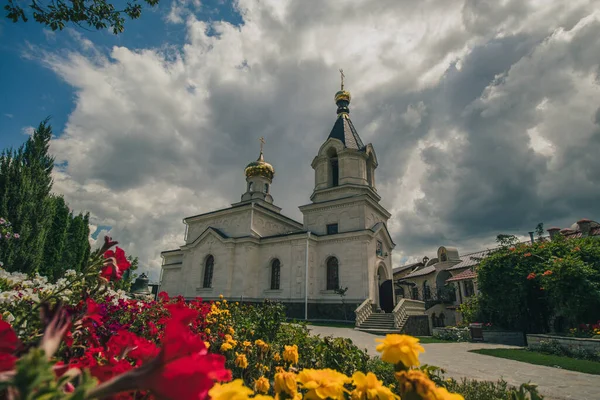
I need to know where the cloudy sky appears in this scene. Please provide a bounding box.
[2,0,600,280]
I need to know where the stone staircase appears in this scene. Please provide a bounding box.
[354,298,427,335]
[355,312,400,333]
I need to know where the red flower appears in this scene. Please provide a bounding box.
[523,253,532,257]
[543,270,553,276]
[106,331,158,364]
[84,298,104,325]
[158,292,170,302]
[0,320,19,372]
[102,247,131,281]
[87,306,231,400]
[527,272,536,280]
[141,307,231,399]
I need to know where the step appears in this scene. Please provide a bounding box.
[356,328,403,334]
[359,324,396,329]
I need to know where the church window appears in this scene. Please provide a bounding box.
[248,182,254,192]
[331,159,339,187]
[464,280,475,297]
[326,257,339,290]
[203,255,214,288]
[264,183,269,193]
[411,286,419,300]
[376,240,383,256]
[326,223,338,235]
[327,148,339,188]
[270,259,281,290]
[423,280,431,300]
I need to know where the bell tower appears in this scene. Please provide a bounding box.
[299,72,390,235]
[309,70,379,204]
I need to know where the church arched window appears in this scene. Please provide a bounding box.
[270,259,280,290]
[264,183,269,193]
[423,280,431,300]
[326,257,339,290]
[203,255,214,288]
[327,148,339,187]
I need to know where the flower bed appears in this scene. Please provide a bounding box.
[0,235,546,399]
[527,334,600,359]
[432,327,470,342]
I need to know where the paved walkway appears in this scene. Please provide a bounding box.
[307,326,598,400]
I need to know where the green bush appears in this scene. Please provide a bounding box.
[477,235,600,333]
[442,378,543,400]
[532,339,600,362]
[433,327,470,342]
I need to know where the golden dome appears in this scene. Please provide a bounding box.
[335,89,351,104]
[244,151,274,180]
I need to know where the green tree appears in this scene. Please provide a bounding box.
[0,120,92,279]
[477,235,600,333]
[0,120,54,274]
[4,0,160,34]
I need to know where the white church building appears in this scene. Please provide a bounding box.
[159,83,397,320]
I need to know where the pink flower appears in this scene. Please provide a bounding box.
[527,272,536,280]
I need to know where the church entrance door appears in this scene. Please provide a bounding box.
[376,264,394,313]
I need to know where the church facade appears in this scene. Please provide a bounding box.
[159,84,396,320]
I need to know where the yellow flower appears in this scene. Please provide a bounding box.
[235,353,249,369]
[242,340,252,348]
[274,369,297,397]
[254,396,274,400]
[221,342,233,352]
[375,334,424,367]
[204,328,211,334]
[296,368,350,400]
[255,339,269,352]
[283,344,299,364]
[395,370,437,398]
[434,387,464,400]
[219,294,224,299]
[228,326,235,335]
[204,341,211,349]
[273,352,281,362]
[209,379,253,400]
[254,376,271,393]
[351,372,399,400]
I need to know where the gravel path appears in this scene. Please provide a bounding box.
[307,325,599,400]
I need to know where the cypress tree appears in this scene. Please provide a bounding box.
[0,119,92,279]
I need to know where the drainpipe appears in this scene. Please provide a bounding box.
[305,231,310,320]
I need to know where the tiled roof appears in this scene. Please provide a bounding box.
[447,250,492,271]
[328,114,365,150]
[399,265,436,279]
[446,268,476,282]
[393,262,422,275]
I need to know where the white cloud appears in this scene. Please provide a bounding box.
[21,126,35,136]
[29,0,600,277]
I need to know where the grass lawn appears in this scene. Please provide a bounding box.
[470,348,600,375]
[416,336,453,344]
[306,321,355,328]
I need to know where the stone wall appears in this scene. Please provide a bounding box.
[527,334,600,352]
[401,315,430,336]
[285,302,361,322]
[483,331,525,346]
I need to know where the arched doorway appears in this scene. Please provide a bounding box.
[376,264,394,313]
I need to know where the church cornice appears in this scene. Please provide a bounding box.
[308,184,382,204]
[299,192,390,218]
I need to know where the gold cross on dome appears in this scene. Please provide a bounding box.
[339,69,345,90]
[259,136,265,153]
